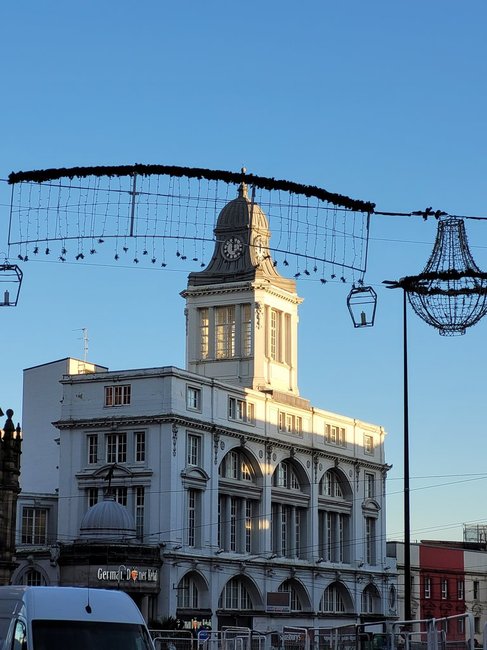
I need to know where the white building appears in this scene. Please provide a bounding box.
[14,183,397,631]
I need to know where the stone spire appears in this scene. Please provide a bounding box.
[0,409,22,585]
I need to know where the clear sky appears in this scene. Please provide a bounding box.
[1,1,487,543]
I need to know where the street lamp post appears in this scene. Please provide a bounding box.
[402,288,412,622]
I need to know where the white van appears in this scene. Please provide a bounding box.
[0,585,155,650]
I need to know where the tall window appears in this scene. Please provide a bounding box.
[218,450,259,553]
[457,579,464,600]
[270,309,282,361]
[134,486,145,539]
[104,385,131,406]
[365,473,375,499]
[241,304,252,357]
[216,306,236,358]
[245,501,253,553]
[187,489,201,547]
[318,470,351,563]
[178,575,199,608]
[106,432,127,463]
[365,517,377,565]
[114,486,128,506]
[200,308,209,359]
[134,431,145,462]
[187,433,202,466]
[441,578,448,600]
[21,508,48,545]
[272,462,307,559]
[87,434,98,464]
[318,511,350,563]
[473,580,480,600]
[424,576,431,599]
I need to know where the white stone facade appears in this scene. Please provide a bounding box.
[53,365,397,629]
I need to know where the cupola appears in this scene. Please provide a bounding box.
[79,495,137,542]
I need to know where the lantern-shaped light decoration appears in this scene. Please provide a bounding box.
[403,217,487,336]
[0,264,23,306]
[347,285,377,328]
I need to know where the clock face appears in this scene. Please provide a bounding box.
[222,236,244,260]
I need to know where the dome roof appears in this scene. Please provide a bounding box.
[216,183,269,232]
[79,496,137,542]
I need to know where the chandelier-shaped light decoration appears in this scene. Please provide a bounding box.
[386,217,487,336]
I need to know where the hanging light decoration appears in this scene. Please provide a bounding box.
[347,285,377,328]
[385,216,487,335]
[0,263,23,307]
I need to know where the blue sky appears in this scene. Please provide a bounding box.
[1,1,487,542]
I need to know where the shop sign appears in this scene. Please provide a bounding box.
[266,591,290,613]
[97,566,158,583]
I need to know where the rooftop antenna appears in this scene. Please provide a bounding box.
[73,328,89,361]
[82,328,88,361]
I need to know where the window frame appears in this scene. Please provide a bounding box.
[186,385,202,411]
[104,384,131,407]
[200,308,209,359]
[187,433,202,467]
[325,423,346,447]
[228,396,255,425]
[106,432,127,463]
[365,472,375,499]
[279,411,302,435]
[365,516,376,565]
[364,434,374,455]
[134,430,146,463]
[21,507,48,545]
[241,303,252,357]
[441,578,448,600]
[87,434,98,465]
[457,579,464,600]
[215,305,236,359]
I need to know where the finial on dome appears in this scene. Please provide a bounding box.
[238,166,248,198]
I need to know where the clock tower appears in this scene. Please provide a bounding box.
[182,181,302,395]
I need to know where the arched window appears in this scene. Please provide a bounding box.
[320,583,346,613]
[318,469,352,564]
[278,580,303,611]
[22,569,45,586]
[177,575,199,609]
[321,470,343,498]
[273,461,300,490]
[271,461,309,560]
[218,449,261,554]
[362,584,381,614]
[218,577,253,610]
[219,450,254,481]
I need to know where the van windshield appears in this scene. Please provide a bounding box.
[32,620,153,650]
